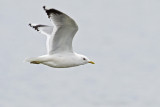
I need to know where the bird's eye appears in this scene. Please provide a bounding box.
[83,58,86,60]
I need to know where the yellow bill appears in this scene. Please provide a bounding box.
[88,61,95,64]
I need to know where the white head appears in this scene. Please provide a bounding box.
[77,54,95,65]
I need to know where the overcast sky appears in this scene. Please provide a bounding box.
[0,0,160,107]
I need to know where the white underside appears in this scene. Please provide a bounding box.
[27,7,90,68]
[26,53,87,68]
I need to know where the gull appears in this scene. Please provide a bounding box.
[26,6,95,68]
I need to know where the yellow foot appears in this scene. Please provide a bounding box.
[30,61,41,64]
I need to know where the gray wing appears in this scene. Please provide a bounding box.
[43,6,78,54]
[29,23,53,36]
[29,23,54,53]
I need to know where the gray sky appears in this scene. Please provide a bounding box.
[0,0,160,107]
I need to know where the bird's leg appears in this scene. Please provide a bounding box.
[30,61,41,64]
[28,55,51,64]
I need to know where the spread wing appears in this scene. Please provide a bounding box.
[43,6,78,54]
[29,23,53,36]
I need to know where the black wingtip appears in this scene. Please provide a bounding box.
[28,23,33,27]
[43,6,46,10]
[28,24,39,31]
[43,6,63,18]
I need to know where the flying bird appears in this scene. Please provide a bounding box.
[26,6,95,68]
